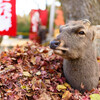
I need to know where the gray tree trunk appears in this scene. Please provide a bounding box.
[61,0,100,25]
[0,36,2,44]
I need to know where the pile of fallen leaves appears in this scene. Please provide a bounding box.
[0,43,100,100]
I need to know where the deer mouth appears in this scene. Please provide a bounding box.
[50,40,69,56]
[54,47,69,56]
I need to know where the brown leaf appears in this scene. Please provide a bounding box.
[23,71,32,77]
[32,84,35,91]
[62,91,72,99]
[31,56,36,65]
[38,92,52,100]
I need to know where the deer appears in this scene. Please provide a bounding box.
[50,19,100,92]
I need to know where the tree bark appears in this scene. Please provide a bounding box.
[0,36,2,44]
[61,0,100,25]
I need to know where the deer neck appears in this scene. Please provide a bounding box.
[64,45,98,69]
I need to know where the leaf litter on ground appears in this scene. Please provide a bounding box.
[0,42,100,100]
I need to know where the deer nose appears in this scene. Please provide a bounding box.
[50,40,60,49]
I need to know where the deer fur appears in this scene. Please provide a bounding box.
[50,19,100,92]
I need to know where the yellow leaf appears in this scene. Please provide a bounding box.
[21,85,26,89]
[5,65,15,71]
[16,53,21,56]
[21,85,30,90]
[90,94,100,100]
[31,56,36,65]
[26,93,33,97]
[5,89,12,93]
[36,71,41,76]
[56,85,66,91]
[23,71,32,77]
[32,84,35,91]
[0,65,15,74]
[31,77,37,84]
[26,86,31,90]
[64,83,71,88]
[97,60,100,63]
[45,79,50,84]
[62,91,72,99]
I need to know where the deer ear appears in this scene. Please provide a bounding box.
[59,25,65,33]
[82,19,91,26]
[93,25,100,39]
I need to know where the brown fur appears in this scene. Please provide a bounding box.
[50,19,99,92]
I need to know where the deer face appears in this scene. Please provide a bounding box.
[50,19,97,60]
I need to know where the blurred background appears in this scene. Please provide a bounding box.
[0,0,100,57]
[0,0,64,47]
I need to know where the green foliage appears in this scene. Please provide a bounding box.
[17,15,30,33]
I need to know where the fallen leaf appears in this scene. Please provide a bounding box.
[0,43,100,100]
[26,93,33,97]
[31,56,36,65]
[62,91,72,99]
[56,85,66,91]
[32,84,35,91]
[90,94,100,100]
[64,83,71,88]
[21,85,26,89]
[48,50,53,56]
[38,92,52,100]
[36,71,41,76]
[23,71,32,77]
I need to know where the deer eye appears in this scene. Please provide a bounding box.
[78,31,85,35]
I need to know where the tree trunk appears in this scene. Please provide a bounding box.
[61,0,100,25]
[0,36,2,44]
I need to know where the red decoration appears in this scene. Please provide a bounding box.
[30,9,48,33]
[29,33,40,43]
[0,0,16,36]
[39,10,48,26]
[30,10,40,33]
[30,9,48,43]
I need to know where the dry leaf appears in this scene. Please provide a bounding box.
[36,71,41,76]
[64,83,71,88]
[62,91,72,99]
[56,85,66,91]
[90,94,100,100]
[23,71,32,77]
